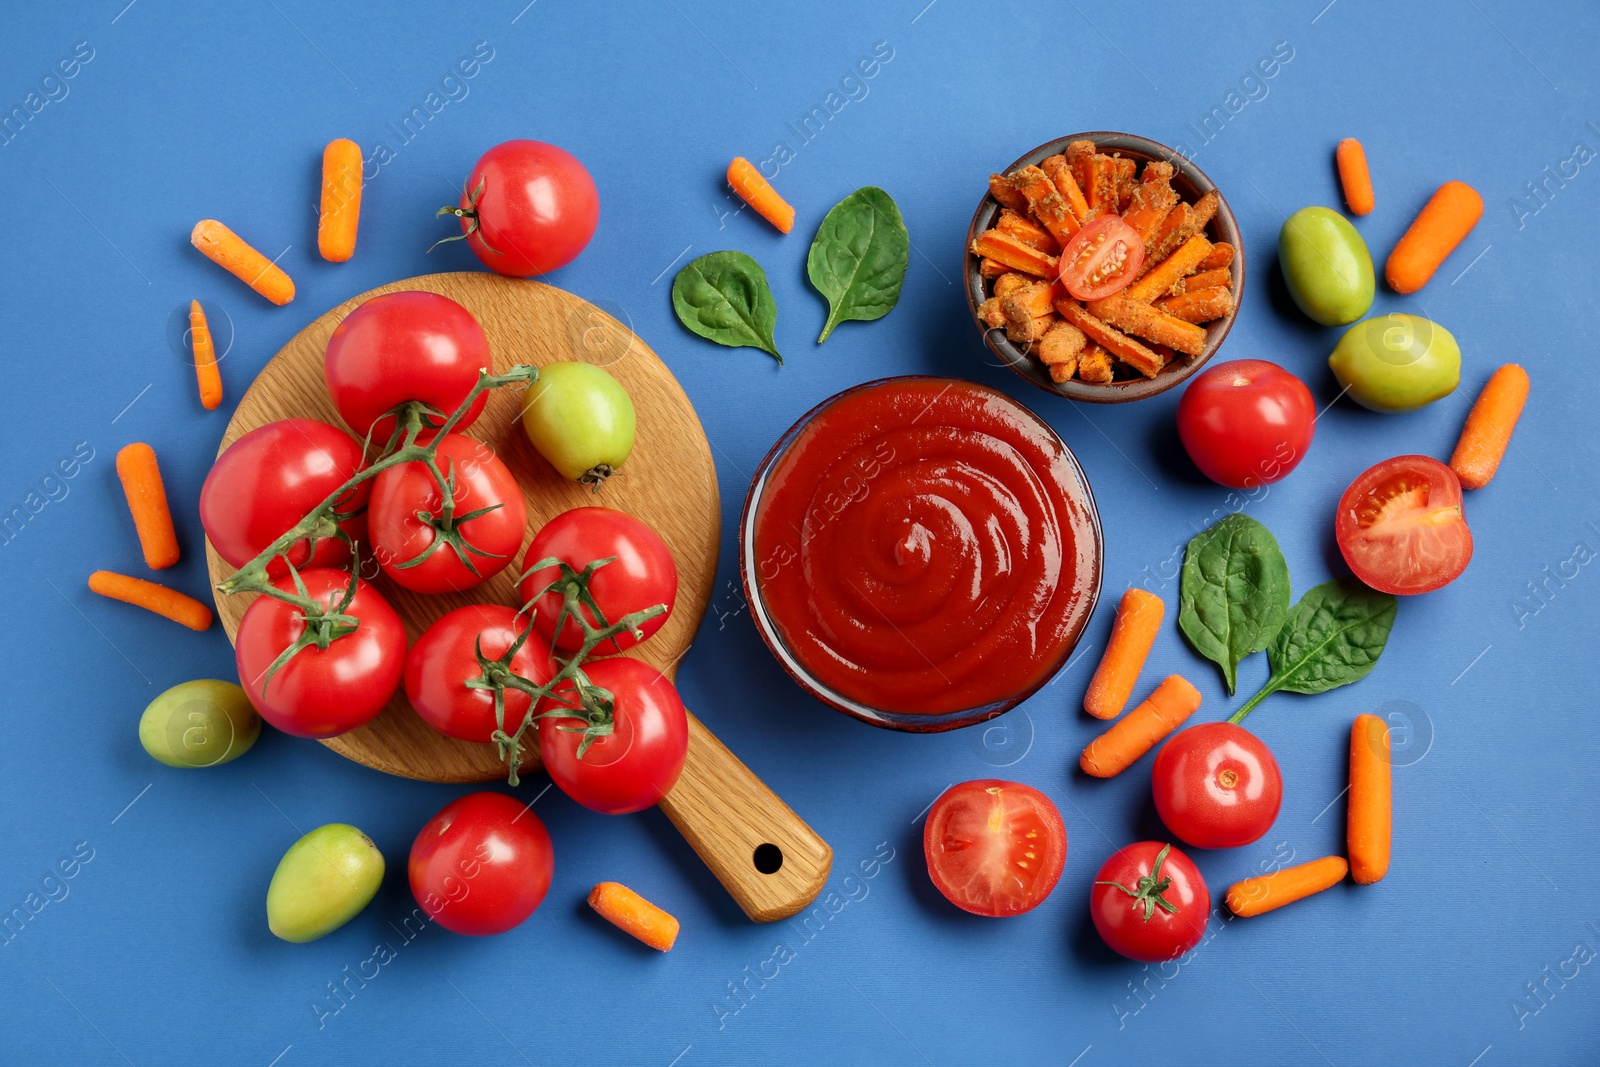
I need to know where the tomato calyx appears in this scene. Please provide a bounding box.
[1093,843,1182,921]
[430,176,506,257]
[255,560,363,691]
[579,463,617,492]
[390,459,509,579]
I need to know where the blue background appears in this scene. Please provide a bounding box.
[2,1,1596,1064]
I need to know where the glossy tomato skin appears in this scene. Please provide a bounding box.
[1335,455,1473,595]
[408,792,553,936]
[459,140,599,277]
[1091,842,1210,962]
[369,434,527,594]
[1058,214,1144,300]
[233,569,406,738]
[922,779,1067,917]
[538,658,688,814]
[405,605,555,744]
[518,508,676,654]
[1153,723,1283,849]
[1177,359,1315,489]
[323,291,490,444]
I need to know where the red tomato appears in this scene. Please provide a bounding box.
[922,779,1066,917]
[200,419,369,579]
[517,508,677,654]
[448,140,599,278]
[408,792,553,936]
[1152,723,1283,849]
[233,568,405,738]
[1176,359,1315,489]
[538,658,688,815]
[323,291,490,444]
[1335,455,1472,595]
[369,434,527,594]
[405,605,556,744]
[1090,842,1210,962]
[1058,214,1145,300]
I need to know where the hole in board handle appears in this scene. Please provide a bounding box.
[753,843,783,874]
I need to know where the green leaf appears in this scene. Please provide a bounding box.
[1177,514,1291,694]
[671,251,781,363]
[806,186,909,343]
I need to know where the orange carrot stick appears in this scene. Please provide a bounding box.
[1084,589,1166,720]
[1348,714,1391,885]
[1080,675,1200,778]
[588,881,679,951]
[1385,180,1482,294]
[318,138,363,262]
[727,157,794,234]
[190,300,222,411]
[1336,138,1374,216]
[1226,856,1348,917]
[1450,364,1530,490]
[116,443,179,569]
[88,571,213,631]
[191,220,295,305]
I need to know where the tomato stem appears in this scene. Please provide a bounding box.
[1093,842,1182,921]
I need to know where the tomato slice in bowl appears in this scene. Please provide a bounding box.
[1335,455,1472,595]
[1058,214,1144,300]
[923,779,1066,916]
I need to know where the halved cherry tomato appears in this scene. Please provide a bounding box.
[405,605,555,744]
[1335,455,1472,595]
[1090,841,1209,962]
[1153,723,1283,849]
[1058,214,1144,300]
[922,779,1066,917]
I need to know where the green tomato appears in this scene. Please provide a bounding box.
[138,679,260,768]
[1279,206,1375,326]
[266,824,385,943]
[1329,314,1461,413]
[521,362,636,486]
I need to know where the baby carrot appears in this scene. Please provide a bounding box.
[191,219,295,305]
[1450,364,1530,490]
[727,157,795,234]
[588,881,679,951]
[89,571,213,631]
[1348,713,1391,885]
[318,138,363,262]
[116,443,179,569]
[1083,588,1165,720]
[1080,675,1200,778]
[1226,855,1347,918]
[1335,138,1374,216]
[1385,180,1482,294]
[190,300,223,410]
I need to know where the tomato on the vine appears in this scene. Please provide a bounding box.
[1335,455,1472,595]
[405,605,555,745]
[1058,214,1144,300]
[1153,723,1283,849]
[539,657,688,815]
[922,779,1066,917]
[440,140,599,278]
[409,792,553,936]
[518,507,676,655]
[1090,842,1209,962]
[1176,359,1315,489]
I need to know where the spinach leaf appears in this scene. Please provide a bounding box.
[1177,513,1291,694]
[1229,579,1399,723]
[671,250,781,363]
[806,187,909,343]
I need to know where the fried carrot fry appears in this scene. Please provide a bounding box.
[977,297,1006,328]
[1450,364,1529,489]
[1088,295,1207,357]
[1196,242,1235,272]
[1348,713,1391,885]
[318,138,363,262]
[116,443,179,569]
[89,571,213,631]
[1065,140,1096,201]
[1080,675,1201,778]
[992,272,1030,300]
[190,299,223,411]
[1124,162,1178,241]
[1386,180,1483,294]
[1145,202,1191,261]
[1226,856,1348,918]
[972,230,1058,277]
[1002,280,1058,322]
[1006,310,1056,346]
[989,173,1030,213]
[588,881,679,951]
[1084,588,1166,720]
[191,220,295,305]
[1113,156,1137,211]
[1039,320,1086,369]
[1156,287,1233,324]
[1056,301,1165,378]
[728,157,795,233]
[979,257,1008,279]
[1085,154,1119,218]
[1127,234,1214,303]
[1336,138,1375,216]
[1178,267,1233,294]
[1041,154,1091,222]
[1007,166,1079,244]
[996,209,1061,255]
[1047,362,1077,384]
[1076,344,1113,383]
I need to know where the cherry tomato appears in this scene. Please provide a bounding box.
[200,419,369,579]
[539,658,688,815]
[1335,455,1472,595]
[1152,723,1283,849]
[922,779,1066,917]
[1058,214,1145,300]
[1176,359,1315,489]
[446,140,599,278]
[369,434,527,595]
[408,792,553,936]
[323,291,490,444]
[518,508,676,655]
[405,605,556,744]
[233,568,405,738]
[1090,842,1209,962]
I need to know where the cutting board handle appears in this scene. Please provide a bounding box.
[659,711,832,922]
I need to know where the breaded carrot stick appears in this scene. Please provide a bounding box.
[588,881,679,951]
[1450,364,1530,490]
[190,300,222,411]
[972,230,1058,277]
[1336,139,1374,216]
[116,443,179,569]
[191,220,295,305]
[1084,589,1165,719]
[89,571,213,631]
[1385,180,1482,294]
[1156,287,1233,325]
[1128,234,1213,303]
[727,157,794,234]
[1089,295,1207,357]
[1226,856,1347,917]
[1196,242,1234,272]
[1348,714,1391,885]
[318,138,363,262]
[1080,675,1200,778]
[1181,268,1232,293]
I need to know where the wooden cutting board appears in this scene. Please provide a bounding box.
[205,272,830,922]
